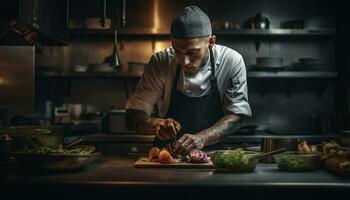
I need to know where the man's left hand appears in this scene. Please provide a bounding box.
[173,134,204,155]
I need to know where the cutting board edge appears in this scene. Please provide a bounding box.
[134,156,215,169]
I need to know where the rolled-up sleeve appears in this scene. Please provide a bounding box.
[223,55,252,117]
[125,55,164,116]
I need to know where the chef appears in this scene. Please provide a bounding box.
[125,6,251,155]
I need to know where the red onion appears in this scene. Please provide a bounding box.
[189,149,210,163]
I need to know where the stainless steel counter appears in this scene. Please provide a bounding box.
[2,156,349,199]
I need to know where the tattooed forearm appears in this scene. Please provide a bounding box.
[197,114,242,147]
[125,109,162,133]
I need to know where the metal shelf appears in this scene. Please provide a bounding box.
[214,29,335,36]
[37,71,143,79]
[37,71,337,79]
[247,71,338,79]
[68,28,169,37]
[68,28,335,37]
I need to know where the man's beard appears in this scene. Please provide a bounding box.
[183,63,199,76]
[182,50,209,77]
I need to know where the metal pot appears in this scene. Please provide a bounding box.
[107,109,129,133]
[246,13,270,29]
[260,136,298,163]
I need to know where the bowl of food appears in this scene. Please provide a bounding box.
[273,151,321,171]
[13,145,100,172]
[209,149,260,173]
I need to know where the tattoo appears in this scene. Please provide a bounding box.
[125,109,161,134]
[197,114,242,147]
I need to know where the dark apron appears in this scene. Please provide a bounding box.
[153,47,225,151]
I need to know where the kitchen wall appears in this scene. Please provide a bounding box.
[35,0,340,133]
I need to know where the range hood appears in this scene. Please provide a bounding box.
[0,0,67,46]
[0,20,38,45]
[120,0,190,35]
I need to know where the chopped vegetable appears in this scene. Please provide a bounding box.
[211,148,256,172]
[148,147,160,161]
[18,144,94,155]
[158,148,177,164]
[189,149,210,163]
[277,155,311,170]
[298,140,318,153]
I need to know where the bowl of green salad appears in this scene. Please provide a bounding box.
[209,148,260,173]
[273,151,322,171]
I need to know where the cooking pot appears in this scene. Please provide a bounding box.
[246,13,270,29]
[107,109,129,133]
[260,136,298,163]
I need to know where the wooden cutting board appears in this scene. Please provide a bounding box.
[134,157,215,169]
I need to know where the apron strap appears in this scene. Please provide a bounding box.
[172,63,181,93]
[209,47,216,79]
[209,47,219,91]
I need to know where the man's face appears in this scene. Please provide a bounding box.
[171,37,213,76]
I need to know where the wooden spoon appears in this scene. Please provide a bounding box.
[250,148,287,160]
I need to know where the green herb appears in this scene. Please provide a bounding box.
[277,155,312,170]
[211,148,255,172]
[19,145,93,155]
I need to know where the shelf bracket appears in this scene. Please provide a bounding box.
[314,80,328,98]
[123,79,129,99]
[259,80,266,97]
[254,40,261,51]
[65,78,72,98]
[286,81,294,98]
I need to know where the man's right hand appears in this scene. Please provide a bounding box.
[154,118,181,141]
[125,109,181,140]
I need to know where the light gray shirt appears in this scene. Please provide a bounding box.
[126,44,252,118]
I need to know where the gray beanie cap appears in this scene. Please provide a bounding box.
[170,6,212,39]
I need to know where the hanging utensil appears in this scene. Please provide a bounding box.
[104,0,122,69]
[99,0,107,27]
